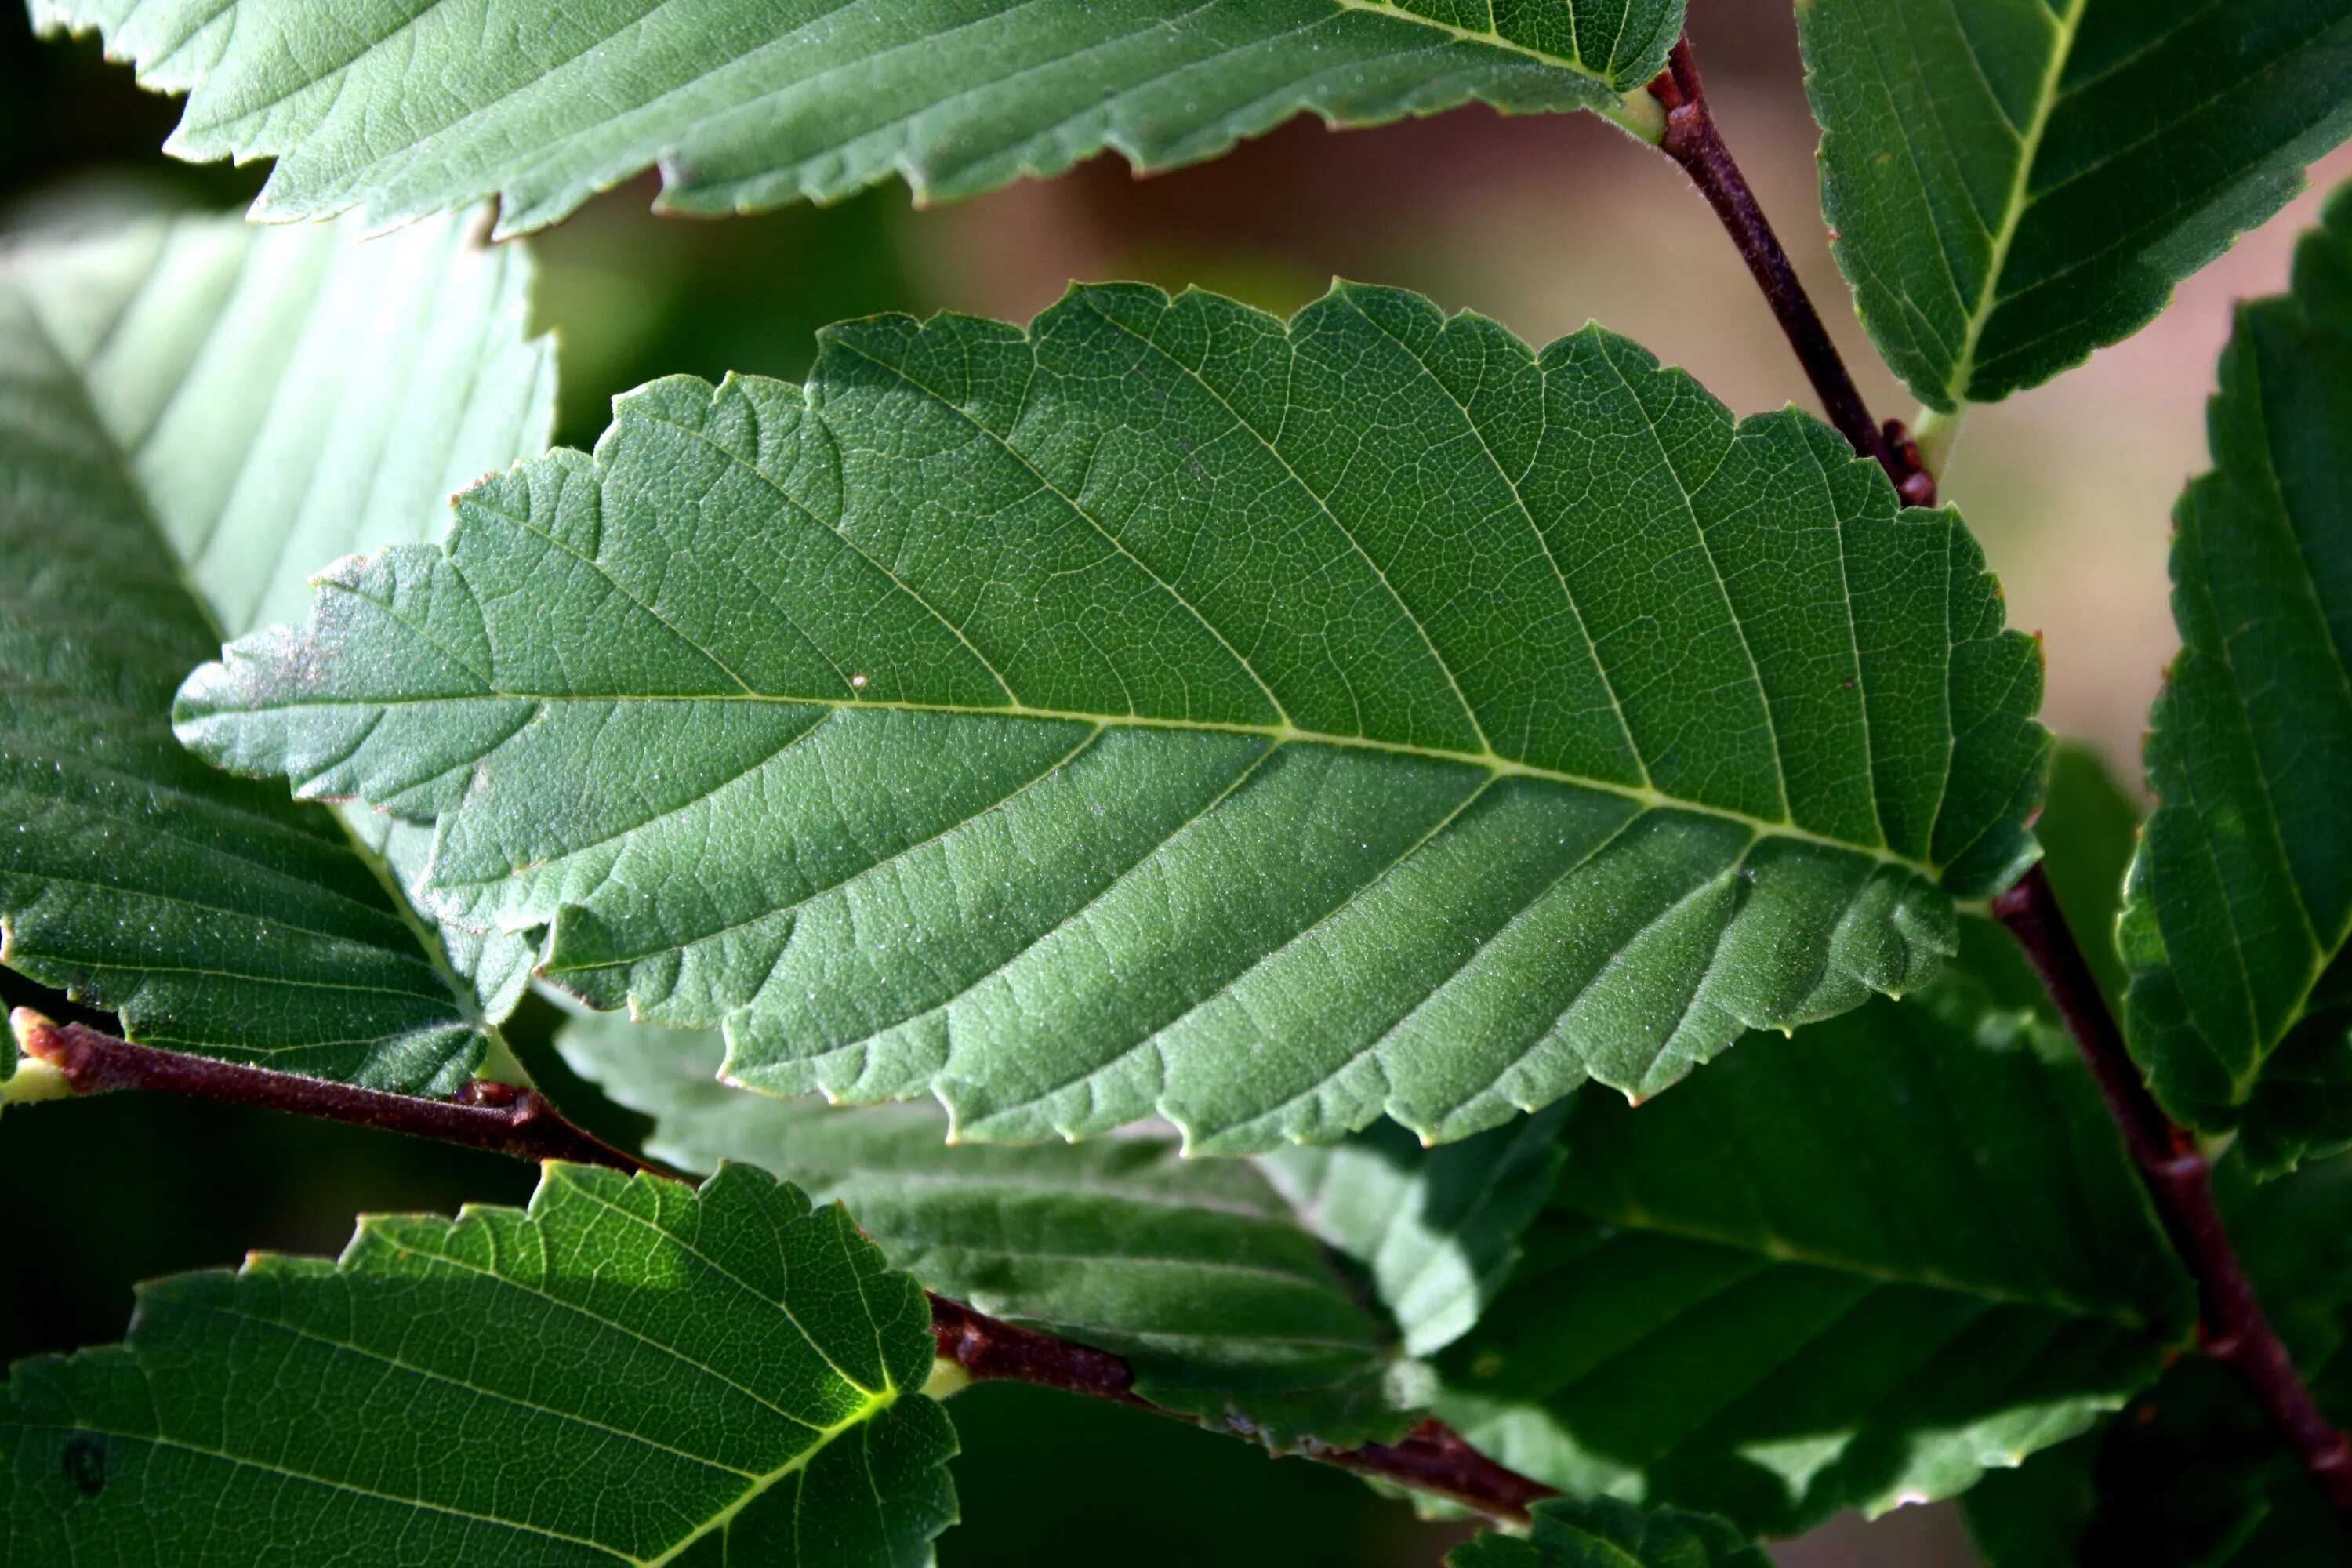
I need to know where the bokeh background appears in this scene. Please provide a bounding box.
[9,2,2342,1563]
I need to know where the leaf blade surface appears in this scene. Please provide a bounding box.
[177,283,2049,1150]
[34,0,1680,234]
[1800,0,2352,408]
[1,1161,959,1566]
[2121,181,2352,1171]
[559,1011,1421,1446]
[0,212,552,1089]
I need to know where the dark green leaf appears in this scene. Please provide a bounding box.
[175,282,2049,1152]
[2,1161,959,1566]
[34,0,1679,236]
[1962,1153,2352,1567]
[1259,1104,1566,1356]
[1447,1495,1768,1568]
[0,212,551,1091]
[1799,0,2352,409]
[557,1011,1421,1446]
[1436,962,2189,1534]
[2121,180,2352,1173]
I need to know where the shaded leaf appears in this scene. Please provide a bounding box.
[1962,1153,2352,1567]
[556,1011,1421,1447]
[1435,960,2189,1535]
[176,282,2048,1153]
[1799,0,2352,409]
[1448,1495,1768,1568]
[2121,180,2352,1173]
[2,1161,959,1566]
[1259,1103,1567,1356]
[34,0,1679,236]
[0,212,551,1091]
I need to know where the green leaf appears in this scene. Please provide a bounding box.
[1448,1496,1769,1568]
[174,282,2049,1153]
[2120,180,2352,1174]
[1962,1153,2352,1567]
[1435,962,2190,1535]
[1258,1103,1567,1356]
[556,1011,1421,1446]
[0,211,552,1091]
[2,1160,960,1566]
[1798,0,2352,410]
[34,0,1678,237]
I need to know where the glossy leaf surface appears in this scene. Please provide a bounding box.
[176,283,2048,1152]
[0,212,551,1091]
[2121,183,2352,1172]
[35,0,1679,236]
[1800,0,2352,409]
[2,1162,959,1566]
[557,1011,1420,1446]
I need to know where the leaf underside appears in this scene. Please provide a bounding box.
[2121,180,2352,1173]
[1449,1495,1769,1568]
[1800,0,2352,410]
[0,212,551,1091]
[2,1162,958,1566]
[557,1011,1421,1447]
[1439,951,2189,1536]
[176,282,2048,1153]
[34,0,1679,236]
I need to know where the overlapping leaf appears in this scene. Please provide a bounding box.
[1450,1496,1768,1568]
[0,212,552,1091]
[176,282,2049,1152]
[557,1011,1422,1446]
[1962,1154,2352,1567]
[35,0,1679,237]
[2,1161,960,1566]
[2121,181,2352,1173]
[1799,0,2352,409]
[1259,1102,1566,1356]
[1436,960,2189,1534]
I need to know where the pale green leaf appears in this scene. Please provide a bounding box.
[1448,1496,1768,1568]
[2120,180,2352,1174]
[175,282,2049,1151]
[1258,1103,1566,1356]
[34,0,1679,237]
[2,1161,960,1566]
[1436,959,2190,1534]
[557,1011,1423,1447]
[1799,0,2352,409]
[0,211,552,1091]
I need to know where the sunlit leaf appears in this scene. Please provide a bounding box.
[34,0,1681,236]
[1,1162,960,1566]
[0,212,552,1090]
[176,282,2048,1152]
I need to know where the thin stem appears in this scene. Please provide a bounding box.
[13,1010,652,1173]
[1646,36,1936,506]
[9,1008,1556,1524]
[1991,869,2352,1515]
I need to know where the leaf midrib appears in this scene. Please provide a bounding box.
[1942,0,2088,405]
[266,670,1948,883]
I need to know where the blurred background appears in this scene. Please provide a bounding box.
[7,2,2336,1562]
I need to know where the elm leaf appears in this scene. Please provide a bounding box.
[176,282,2049,1150]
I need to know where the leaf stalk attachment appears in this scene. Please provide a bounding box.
[1646,36,1934,506]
